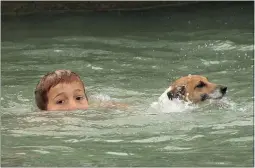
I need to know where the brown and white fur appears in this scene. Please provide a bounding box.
[159,75,227,104]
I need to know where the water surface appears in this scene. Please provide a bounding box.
[1,2,254,167]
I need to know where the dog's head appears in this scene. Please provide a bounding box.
[167,75,227,103]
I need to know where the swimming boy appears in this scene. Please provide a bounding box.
[35,69,127,111]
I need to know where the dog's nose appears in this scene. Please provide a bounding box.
[220,86,227,94]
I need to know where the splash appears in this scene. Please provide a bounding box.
[149,99,196,113]
[148,87,196,113]
[211,40,254,51]
[90,93,111,102]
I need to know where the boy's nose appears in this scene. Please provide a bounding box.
[67,100,78,111]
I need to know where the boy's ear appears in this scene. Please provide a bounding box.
[167,85,186,100]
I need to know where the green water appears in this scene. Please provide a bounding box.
[1,2,254,167]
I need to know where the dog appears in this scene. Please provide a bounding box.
[159,74,227,104]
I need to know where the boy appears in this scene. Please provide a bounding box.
[35,69,126,111]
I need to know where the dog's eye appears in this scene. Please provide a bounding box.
[196,81,206,88]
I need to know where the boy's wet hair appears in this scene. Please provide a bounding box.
[35,69,87,110]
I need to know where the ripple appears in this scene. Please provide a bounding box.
[211,40,254,51]
[106,152,133,156]
[210,129,238,135]
[32,149,50,154]
[238,45,254,51]
[12,145,74,152]
[132,135,185,143]
[163,146,192,151]
[2,42,35,50]
[53,36,171,49]
[211,40,236,51]
[92,66,103,70]
[212,120,253,129]
[226,136,253,142]
[105,139,124,143]
[63,139,80,143]
[87,64,104,70]
[201,59,229,66]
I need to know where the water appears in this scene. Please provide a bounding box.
[1,2,254,167]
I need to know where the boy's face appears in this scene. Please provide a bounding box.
[47,81,88,111]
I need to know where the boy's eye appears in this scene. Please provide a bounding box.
[56,100,64,104]
[76,96,84,101]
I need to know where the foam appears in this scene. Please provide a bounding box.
[149,87,196,113]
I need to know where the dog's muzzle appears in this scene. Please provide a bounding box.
[204,85,228,100]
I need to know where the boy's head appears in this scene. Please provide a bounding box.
[35,70,88,111]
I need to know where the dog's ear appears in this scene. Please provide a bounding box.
[167,85,186,100]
